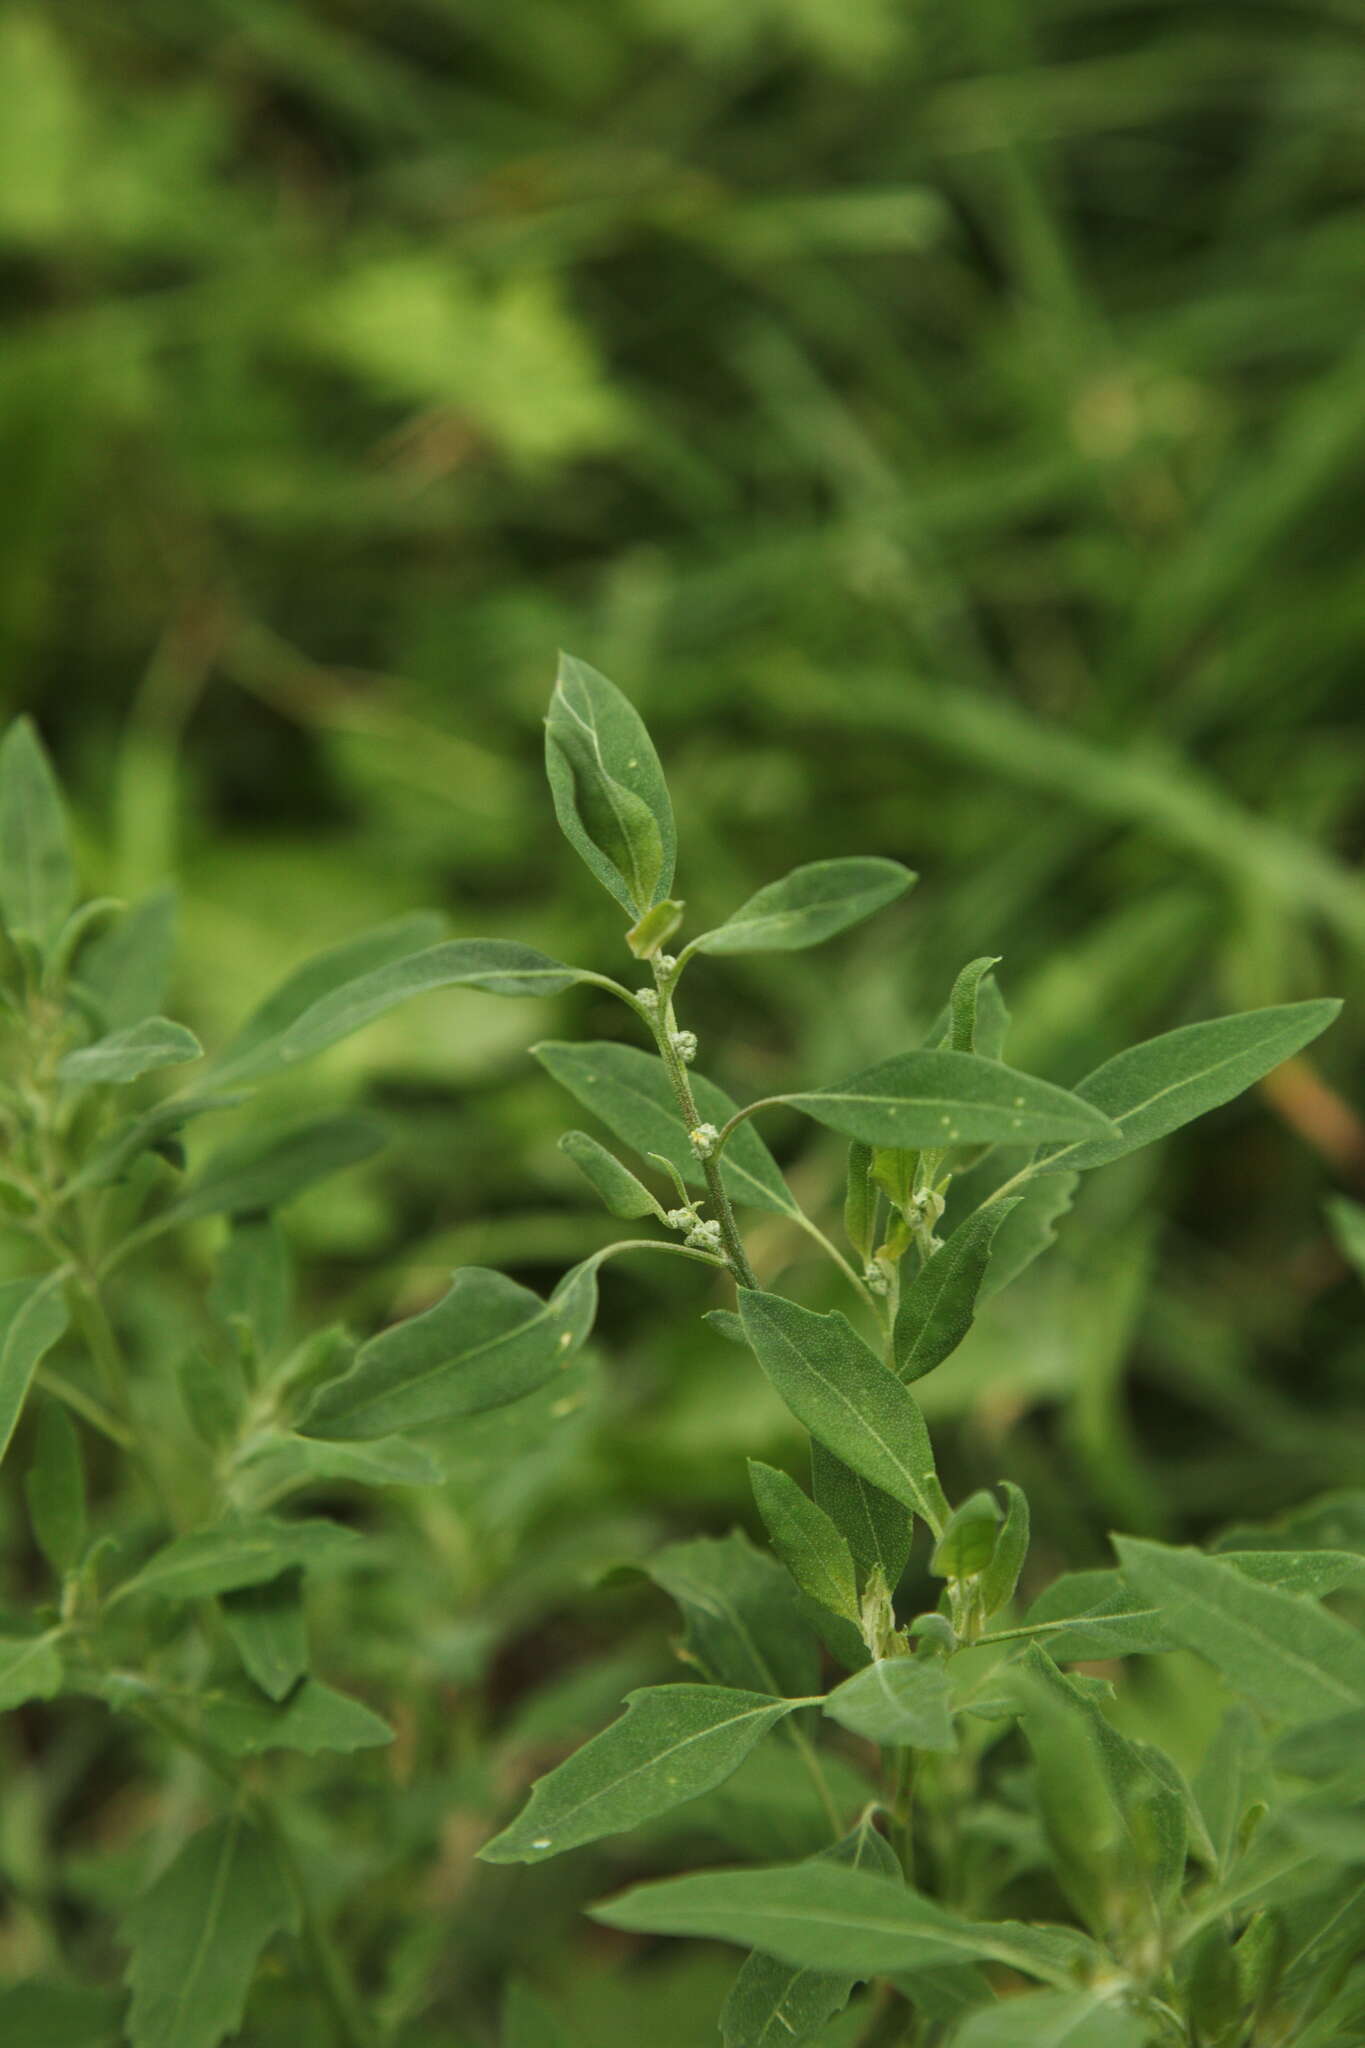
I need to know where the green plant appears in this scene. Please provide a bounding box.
[0,665,1360,2048]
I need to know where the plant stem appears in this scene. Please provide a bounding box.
[256,1803,378,2048]
[649,965,758,1289]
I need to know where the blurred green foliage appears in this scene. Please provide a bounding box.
[2,1,1364,2036]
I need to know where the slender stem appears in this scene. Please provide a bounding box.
[590,1237,728,1272]
[256,1802,379,2048]
[649,967,758,1289]
[35,1365,135,1450]
[791,1210,879,1313]
[787,1720,845,1841]
[974,1610,1156,1647]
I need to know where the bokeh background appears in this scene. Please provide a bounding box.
[3,3,1365,2038]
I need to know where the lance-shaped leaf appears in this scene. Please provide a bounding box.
[559,1130,662,1219]
[1113,1537,1365,1722]
[0,1275,70,1469]
[823,1657,955,1751]
[1042,999,1343,1173]
[160,1114,386,1228]
[749,1461,860,1624]
[534,1040,799,1217]
[302,1258,598,1439]
[545,654,676,916]
[209,911,445,1085]
[232,1430,442,1504]
[979,1171,1077,1301]
[946,956,1002,1052]
[112,1516,361,1605]
[778,1052,1117,1151]
[721,1816,901,2048]
[952,1988,1155,2047]
[738,1291,943,1531]
[25,1402,86,1580]
[0,717,75,949]
[979,1481,1029,1616]
[691,858,915,957]
[592,1861,1088,1984]
[479,1684,811,1863]
[192,1678,392,1757]
[0,1630,63,1710]
[1020,1569,1173,1662]
[78,886,177,1032]
[121,1814,297,2048]
[276,939,591,1067]
[811,1440,912,1590]
[643,1531,822,1701]
[221,1573,308,1701]
[892,1202,1017,1382]
[58,1018,202,1087]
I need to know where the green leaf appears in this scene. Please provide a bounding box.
[0,716,75,949]
[1019,1570,1173,1661]
[210,912,445,1085]
[1276,1708,1365,1784]
[113,1516,361,1605]
[534,1040,799,1216]
[276,939,590,1068]
[0,1630,63,1709]
[823,1657,955,1751]
[77,886,177,1033]
[0,1979,124,2047]
[626,897,685,959]
[1195,1705,1266,1872]
[559,1130,662,1219]
[220,1572,308,1701]
[738,1291,943,1531]
[591,1861,1085,1984]
[502,1979,575,2048]
[779,1052,1117,1150]
[176,1349,245,1452]
[892,1203,1017,1382]
[25,1401,85,1578]
[931,1492,1002,1581]
[209,1216,291,1367]
[193,1678,392,1757]
[946,956,1002,1053]
[979,1172,1078,1301]
[721,1817,900,2048]
[1045,999,1343,1173]
[544,654,676,916]
[161,1114,386,1228]
[0,1274,70,1469]
[479,1684,810,1863]
[951,1988,1156,2047]
[749,1461,860,1624]
[1327,1195,1365,1284]
[692,858,914,956]
[843,1142,876,1262]
[979,1482,1029,1617]
[121,1814,297,2048]
[57,1017,202,1086]
[1114,1537,1365,1722]
[302,1258,598,1439]
[232,1430,442,1502]
[810,1441,912,1590]
[642,1531,822,1702]
[1215,1549,1365,1596]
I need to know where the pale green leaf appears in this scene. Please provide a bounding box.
[121,1814,297,2048]
[78,887,177,1033]
[952,1987,1157,2047]
[276,939,588,1067]
[0,1630,63,1709]
[780,1052,1117,1150]
[749,1460,860,1624]
[220,1572,308,1701]
[1045,1000,1343,1173]
[738,1291,943,1530]
[479,1684,810,1863]
[534,1040,799,1216]
[823,1657,955,1750]
[25,1401,85,1578]
[302,1258,598,1439]
[931,1492,1003,1581]
[892,1203,1017,1382]
[113,1516,361,1605]
[692,858,914,956]
[559,1130,662,1219]
[1114,1537,1365,1722]
[194,1678,392,1757]
[57,1018,202,1087]
[210,912,445,1085]
[591,1861,1086,1984]
[545,654,675,916]
[0,716,75,949]
[0,1274,70,1469]
[161,1114,386,1228]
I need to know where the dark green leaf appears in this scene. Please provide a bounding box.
[692,858,914,956]
[233,1431,442,1501]
[176,1349,245,1451]
[502,1980,575,2048]
[162,1114,386,1228]
[823,1657,955,1750]
[738,1291,943,1531]
[534,1040,799,1216]
[194,1678,392,1757]
[946,956,1002,1053]
[0,1980,124,2047]
[121,1814,297,2048]
[209,1216,291,1366]
[25,1401,85,1578]
[1047,1000,1343,1172]
[979,1482,1029,1618]
[480,1684,809,1863]
[1019,1569,1173,1661]
[892,1203,1017,1382]
[220,1572,308,1701]
[979,1172,1078,1301]
[1114,1537,1365,1722]
[843,1142,876,1262]
[559,1130,662,1218]
[302,1258,598,1439]
[57,1018,201,1086]
[113,1516,361,1605]
[810,1440,912,1590]
[0,1274,70,1468]
[642,1531,822,1701]
[749,1460,860,1624]
[780,1052,1117,1150]
[0,1630,63,1709]
[0,717,75,949]
[544,653,675,916]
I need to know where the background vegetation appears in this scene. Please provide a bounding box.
[2,1,1363,2041]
